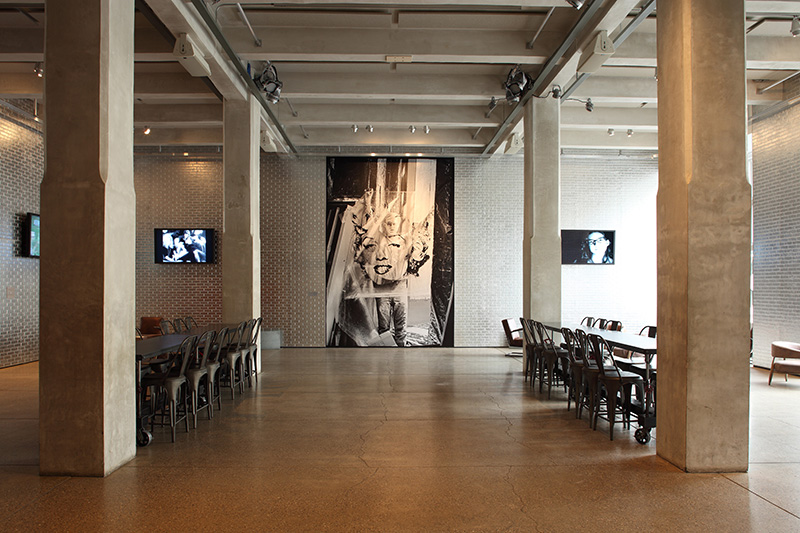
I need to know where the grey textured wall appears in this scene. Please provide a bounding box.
[0,101,42,368]
[752,102,800,369]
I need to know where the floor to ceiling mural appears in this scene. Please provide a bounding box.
[326,157,454,347]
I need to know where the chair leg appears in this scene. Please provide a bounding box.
[769,364,774,385]
[170,398,176,443]
[607,383,620,441]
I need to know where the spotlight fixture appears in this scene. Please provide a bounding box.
[607,128,614,136]
[409,125,416,134]
[551,85,562,99]
[792,16,800,37]
[504,65,530,103]
[585,98,594,112]
[33,62,43,78]
[424,125,430,134]
[565,0,584,9]
[627,129,634,137]
[487,96,497,111]
[254,62,282,104]
[352,124,358,133]
[366,125,374,133]
[143,126,151,135]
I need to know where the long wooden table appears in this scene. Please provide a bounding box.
[540,320,657,444]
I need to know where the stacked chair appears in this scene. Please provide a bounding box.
[142,335,195,442]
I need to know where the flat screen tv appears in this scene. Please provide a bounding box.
[23,212,40,258]
[561,229,615,265]
[154,229,215,263]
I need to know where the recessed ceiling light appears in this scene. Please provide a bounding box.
[143,126,151,135]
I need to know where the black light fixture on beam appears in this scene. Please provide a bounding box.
[792,16,800,37]
[565,0,584,8]
[254,61,282,104]
[504,65,530,103]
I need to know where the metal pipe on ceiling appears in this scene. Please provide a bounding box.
[236,3,262,47]
[757,70,800,95]
[189,0,297,154]
[526,7,556,50]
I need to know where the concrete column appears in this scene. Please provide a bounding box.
[656,0,751,472]
[40,0,136,476]
[522,97,561,370]
[523,97,562,321]
[222,95,261,367]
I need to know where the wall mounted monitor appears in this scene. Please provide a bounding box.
[23,212,40,258]
[561,229,615,265]
[154,229,215,263]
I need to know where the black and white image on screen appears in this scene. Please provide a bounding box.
[159,230,207,263]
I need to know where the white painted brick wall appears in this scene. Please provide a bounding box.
[752,102,800,368]
[561,152,658,334]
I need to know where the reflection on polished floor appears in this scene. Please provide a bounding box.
[2,348,800,531]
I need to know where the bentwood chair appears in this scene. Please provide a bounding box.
[592,318,608,329]
[605,320,623,331]
[520,319,538,384]
[580,316,595,327]
[173,318,189,333]
[184,316,199,330]
[220,321,247,399]
[245,317,263,385]
[186,330,214,428]
[575,328,600,422]
[533,321,569,399]
[159,319,177,335]
[561,327,585,415]
[142,335,195,442]
[205,326,229,413]
[588,333,644,440]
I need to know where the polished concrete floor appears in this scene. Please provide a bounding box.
[2,348,800,531]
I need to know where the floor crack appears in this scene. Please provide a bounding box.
[357,420,384,468]
[480,388,536,453]
[503,465,542,531]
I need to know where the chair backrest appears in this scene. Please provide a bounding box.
[520,318,534,345]
[561,327,580,364]
[639,325,657,338]
[575,329,592,367]
[605,320,622,331]
[250,317,263,345]
[171,335,197,378]
[580,316,594,327]
[232,320,250,351]
[533,321,557,355]
[207,327,230,365]
[136,327,143,339]
[184,316,199,330]
[173,318,188,333]
[592,318,608,329]
[193,330,215,369]
[587,333,621,378]
[502,318,523,347]
[159,319,176,335]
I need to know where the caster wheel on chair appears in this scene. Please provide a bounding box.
[635,428,651,444]
[137,428,153,447]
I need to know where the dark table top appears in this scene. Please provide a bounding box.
[541,321,657,355]
[135,333,188,359]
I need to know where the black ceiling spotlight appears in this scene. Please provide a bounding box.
[585,98,594,112]
[505,65,530,103]
[254,62,282,104]
[566,0,585,8]
[551,85,562,99]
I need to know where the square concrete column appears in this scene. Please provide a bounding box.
[523,97,562,320]
[222,95,261,366]
[40,0,136,476]
[656,0,751,472]
[522,97,562,369]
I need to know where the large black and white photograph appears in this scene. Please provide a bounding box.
[561,229,615,265]
[326,157,454,347]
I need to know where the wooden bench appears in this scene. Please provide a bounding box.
[769,341,800,385]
